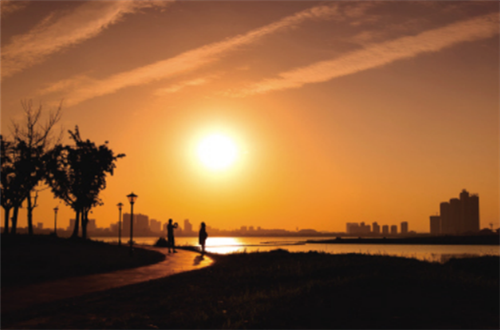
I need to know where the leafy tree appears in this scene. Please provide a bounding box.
[46,127,125,239]
[0,136,40,234]
[1,135,16,233]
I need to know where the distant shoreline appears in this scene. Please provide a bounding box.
[308,235,500,245]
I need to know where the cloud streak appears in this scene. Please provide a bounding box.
[41,3,369,106]
[154,76,217,95]
[1,0,29,18]
[1,1,169,78]
[230,12,499,97]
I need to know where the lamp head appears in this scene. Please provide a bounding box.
[127,192,138,204]
[117,202,124,210]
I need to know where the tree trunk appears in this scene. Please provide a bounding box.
[81,208,88,240]
[71,209,80,238]
[27,192,34,236]
[11,206,19,235]
[3,207,10,234]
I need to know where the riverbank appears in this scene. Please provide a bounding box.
[1,234,165,288]
[308,234,500,245]
[2,248,498,329]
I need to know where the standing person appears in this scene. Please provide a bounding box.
[199,222,208,255]
[167,219,178,253]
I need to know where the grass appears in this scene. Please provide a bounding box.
[0,236,500,329]
[1,234,165,288]
[2,247,498,329]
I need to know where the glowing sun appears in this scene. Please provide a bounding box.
[197,134,238,170]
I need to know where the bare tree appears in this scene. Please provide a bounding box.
[9,100,62,235]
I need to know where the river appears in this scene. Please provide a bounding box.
[92,236,500,262]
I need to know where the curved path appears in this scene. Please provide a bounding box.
[1,247,213,314]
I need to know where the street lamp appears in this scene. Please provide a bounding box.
[53,207,59,236]
[117,202,123,246]
[127,192,138,254]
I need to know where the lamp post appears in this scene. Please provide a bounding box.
[53,207,59,236]
[127,192,138,255]
[117,202,123,246]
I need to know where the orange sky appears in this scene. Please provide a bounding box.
[1,1,499,233]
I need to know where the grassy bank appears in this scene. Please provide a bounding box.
[2,249,498,329]
[1,234,165,288]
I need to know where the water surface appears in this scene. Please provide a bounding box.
[94,236,500,262]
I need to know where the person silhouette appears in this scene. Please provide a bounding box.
[167,219,178,253]
[199,222,208,255]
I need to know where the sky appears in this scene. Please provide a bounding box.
[1,0,499,233]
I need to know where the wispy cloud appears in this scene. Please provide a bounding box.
[41,3,378,106]
[1,0,29,18]
[228,12,499,97]
[1,0,170,79]
[154,75,217,95]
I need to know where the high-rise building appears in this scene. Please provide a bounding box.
[440,202,450,234]
[400,221,408,235]
[86,219,97,232]
[382,225,389,235]
[150,219,162,233]
[123,213,149,236]
[466,194,480,233]
[135,214,149,233]
[372,222,380,234]
[184,219,193,235]
[430,216,440,235]
[459,190,470,234]
[346,223,359,234]
[431,190,480,235]
[449,198,461,234]
[390,225,397,235]
[37,222,43,229]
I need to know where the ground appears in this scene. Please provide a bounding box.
[1,241,498,329]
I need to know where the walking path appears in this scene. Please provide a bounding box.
[1,247,213,313]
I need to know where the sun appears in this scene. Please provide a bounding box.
[197,133,238,170]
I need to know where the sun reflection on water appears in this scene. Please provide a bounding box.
[205,237,245,254]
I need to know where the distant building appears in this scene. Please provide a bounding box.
[382,225,389,235]
[150,219,162,233]
[449,198,461,234]
[68,219,76,231]
[123,213,149,236]
[346,222,370,235]
[249,226,254,231]
[241,226,247,231]
[430,216,441,235]
[432,190,480,235]
[346,222,359,234]
[37,222,43,229]
[184,219,193,235]
[440,202,451,234]
[400,222,408,235]
[372,222,380,234]
[390,225,397,235]
[466,194,480,233]
[87,219,96,232]
[136,214,149,233]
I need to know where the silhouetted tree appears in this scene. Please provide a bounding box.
[0,136,40,234]
[8,100,62,235]
[46,127,124,239]
[1,135,15,233]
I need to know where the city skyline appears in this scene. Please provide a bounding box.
[1,1,498,233]
[430,189,481,235]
